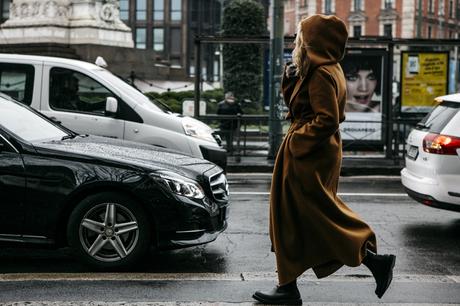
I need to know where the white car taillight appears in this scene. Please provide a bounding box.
[423,133,460,155]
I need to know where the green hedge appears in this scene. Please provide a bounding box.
[145,89,224,114]
[145,88,267,115]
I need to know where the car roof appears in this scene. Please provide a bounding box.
[0,53,102,71]
[435,93,460,103]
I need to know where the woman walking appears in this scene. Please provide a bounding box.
[252,15,396,305]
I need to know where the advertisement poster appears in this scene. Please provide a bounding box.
[339,50,385,142]
[401,52,449,112]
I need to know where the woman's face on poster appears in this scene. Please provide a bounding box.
[346,69,378,110]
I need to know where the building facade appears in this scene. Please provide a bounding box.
[291,0,460,38]
[121,0,269,83]
[1,0,11,23]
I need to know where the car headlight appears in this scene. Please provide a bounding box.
[182,117,216,143]
[151,171,205,199]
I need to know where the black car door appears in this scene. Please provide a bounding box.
[0,134,26,237]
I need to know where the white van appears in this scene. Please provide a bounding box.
[0,54,226,168]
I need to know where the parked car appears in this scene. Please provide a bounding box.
[0,93,229,269]
[0,54,226,169]
[401,93,460,212]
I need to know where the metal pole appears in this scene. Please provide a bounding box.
[417,0,422,38]
[454,46,459,92]
[385,42,394,159]
[194,37,202,118]
[268,0,284,160]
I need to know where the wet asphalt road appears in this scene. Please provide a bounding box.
[0,174,459,305]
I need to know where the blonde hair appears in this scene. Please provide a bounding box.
[291,22,309,79]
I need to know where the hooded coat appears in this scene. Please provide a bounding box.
[269,15,377,285]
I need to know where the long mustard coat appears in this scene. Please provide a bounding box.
[269,15,377,286]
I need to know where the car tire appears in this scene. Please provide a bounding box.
[67,192,151,270]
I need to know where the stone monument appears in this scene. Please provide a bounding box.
[0,0,133,47]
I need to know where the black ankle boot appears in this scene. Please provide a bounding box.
[253,280,302,305]
[362,250,396,299]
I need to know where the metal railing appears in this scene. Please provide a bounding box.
[200,114,423,162]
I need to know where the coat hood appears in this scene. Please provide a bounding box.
[300,14,348,68]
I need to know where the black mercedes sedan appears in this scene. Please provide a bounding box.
[0,94,229,269]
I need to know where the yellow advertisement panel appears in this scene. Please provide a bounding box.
[401,52,449,112]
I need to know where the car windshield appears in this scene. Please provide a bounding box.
[0,95,68,142]
[417,101,460,134]
[95,69,166,113]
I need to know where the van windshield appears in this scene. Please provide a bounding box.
[95,69,165,113]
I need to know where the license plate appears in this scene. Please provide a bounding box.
[407,145,419,160]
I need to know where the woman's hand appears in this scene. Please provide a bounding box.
[285,62,297,78]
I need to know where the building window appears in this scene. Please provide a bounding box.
[325,0,332,14]
[384,0,394,9]
[2,0,10,20]
[170,28,182,55]
[154,0,164,21]
[136,0,147,20]
[439,0,445,15]
[353,25,362,37]
[170,0,182,21]
[135,28,146,49]
[449,0,454,17]
[300,0,308,7]
[353,0,362,11]
[457,0,460,19]
[437,27,444,38]
[429,0,434,13]
[119,0,129,21]
[153,28,164,51]
[428,26,432,38]
[455,0,460,20]
[384,24,392,37]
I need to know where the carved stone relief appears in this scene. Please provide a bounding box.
[9,0,71,20]
[100,0,119,23]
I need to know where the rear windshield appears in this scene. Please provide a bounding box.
[416,101,460,133]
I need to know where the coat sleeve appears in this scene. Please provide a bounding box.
[288,67,340,158]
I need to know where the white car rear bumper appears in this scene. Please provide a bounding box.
[401,168,460,212]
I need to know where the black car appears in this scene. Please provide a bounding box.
[0,94,229,269]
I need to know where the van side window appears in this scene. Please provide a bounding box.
[0,63,34,106]
[49,68,112,115]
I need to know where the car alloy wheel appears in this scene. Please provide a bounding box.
[68,192,150,269]
[79,202,139,262]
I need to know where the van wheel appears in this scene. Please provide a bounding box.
[67,192,150,270]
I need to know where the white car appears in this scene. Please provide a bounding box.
[401,93,460,212]
[0,54,226,169]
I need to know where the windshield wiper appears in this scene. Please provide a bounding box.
[151,98,174,113]
[61,134,78,141]
[416,122,431,129]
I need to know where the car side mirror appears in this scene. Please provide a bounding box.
[105,97,118,117]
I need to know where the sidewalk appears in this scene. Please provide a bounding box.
[227,155,404,176]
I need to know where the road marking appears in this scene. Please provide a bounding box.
[0,303,455,306]
[231,192,408,197]
[0,272,456,283]
[227,173,402,180]
[0,303,457,306]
